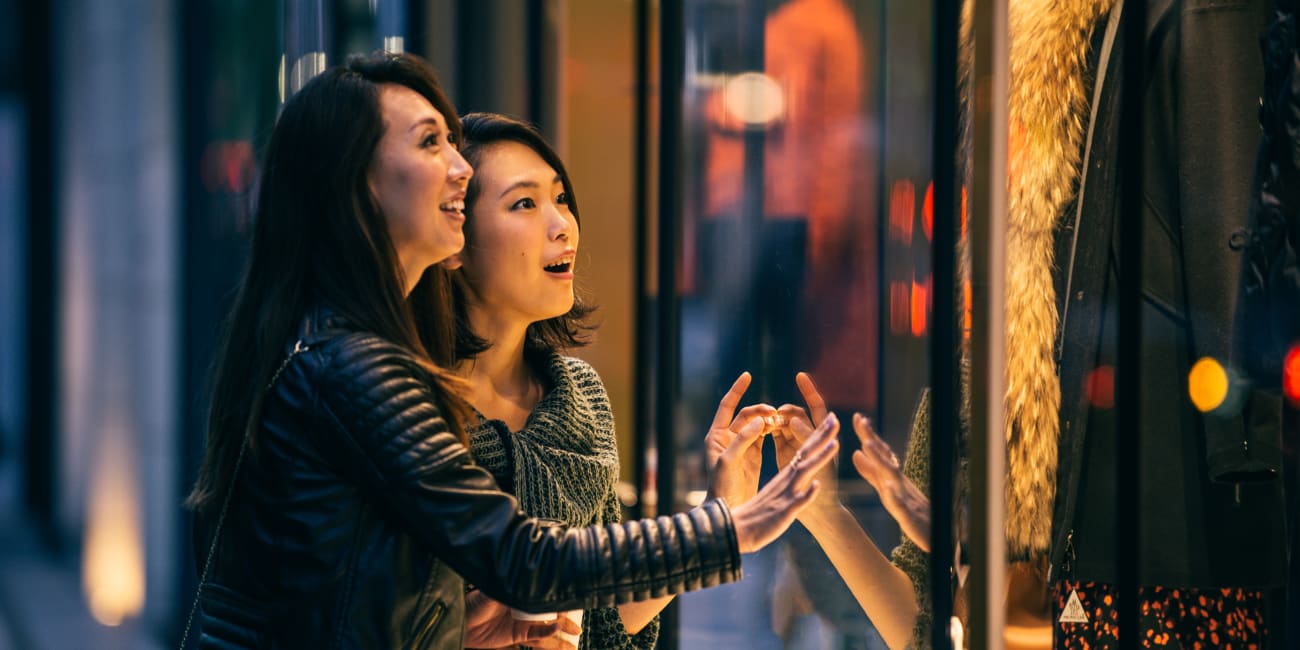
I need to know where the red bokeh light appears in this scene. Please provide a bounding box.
[200,140,256,194]
[922,182,934,242]
[1284,344,1300,405]
[1085,365,1115,410]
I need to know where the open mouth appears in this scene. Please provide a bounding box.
[543,255,574,274]
[438,199,465,216]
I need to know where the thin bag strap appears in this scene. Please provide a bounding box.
[179,339,310,649]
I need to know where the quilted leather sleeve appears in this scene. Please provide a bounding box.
[306,332,743,612]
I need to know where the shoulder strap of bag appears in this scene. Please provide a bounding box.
[178,339,311,649]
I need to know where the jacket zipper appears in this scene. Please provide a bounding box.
[1060,529,1076,580]
[409,600,446,650]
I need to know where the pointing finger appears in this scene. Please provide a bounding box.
[709,372,753,431]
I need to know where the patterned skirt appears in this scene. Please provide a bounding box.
[1052,581,1266,649]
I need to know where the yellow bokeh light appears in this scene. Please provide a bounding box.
[82,422,145,628]
[1188,357,1229,413]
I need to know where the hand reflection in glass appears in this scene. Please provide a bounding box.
[761,372,927,650]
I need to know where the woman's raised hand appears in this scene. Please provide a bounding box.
[729,412,840,553]
[850,413,931,552]
[768,373,841,517]
[704,372,776,508]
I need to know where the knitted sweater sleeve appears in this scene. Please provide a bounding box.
[890,389,933,649]
[575,355,659,650]
[579,491,661,650]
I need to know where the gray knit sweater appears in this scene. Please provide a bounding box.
[466,352,660,650]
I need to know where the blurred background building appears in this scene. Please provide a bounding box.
[0,1,944,647]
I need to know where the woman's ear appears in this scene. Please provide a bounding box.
[440,253,464,270]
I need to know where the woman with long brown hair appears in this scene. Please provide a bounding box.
[184,51,839,649]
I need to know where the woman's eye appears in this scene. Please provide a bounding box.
[511,197,536,210]
[422,133,440,148]
[556,192,570,205]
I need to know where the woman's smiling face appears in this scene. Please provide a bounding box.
[368,84,472,288]
[457,140,579,325]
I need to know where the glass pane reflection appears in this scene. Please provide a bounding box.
[668,1,937,647]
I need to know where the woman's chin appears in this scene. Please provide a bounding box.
[537,299,575,321]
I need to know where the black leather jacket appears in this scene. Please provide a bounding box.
[191,306,742,649]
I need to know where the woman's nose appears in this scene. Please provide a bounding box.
[549,207,574,242]
[447,147,473,182]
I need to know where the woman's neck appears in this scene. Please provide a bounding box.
[457,305,539,430]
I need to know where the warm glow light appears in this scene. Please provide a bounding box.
[910,274,928,337]
[1284,344,1300,405]
[922,182,934,242]
[962,280,972,341]
[915,182,967,237]
[888,180,916,243]
[722,72,786,126]
[82,424,145,627]
[1188,357,1230,413]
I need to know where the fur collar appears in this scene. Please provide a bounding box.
[997,0,1114,558]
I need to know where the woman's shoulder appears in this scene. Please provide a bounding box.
[558,354,603,383]
[293,312,434,400]
[523,352,615,450]
[553,354,612,409]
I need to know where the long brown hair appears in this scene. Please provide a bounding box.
[414,112,597,361]
[186,52,472,512]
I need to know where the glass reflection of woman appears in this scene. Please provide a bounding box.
[432,112,798,649]
[710,374,929,650]
[183,51,841,649]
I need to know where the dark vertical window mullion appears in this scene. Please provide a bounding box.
[406,0,425,57]
[20,0,57,546]
[174,2,221,643]
[632,0,652,523]
[740,2,765,391]
[525,0,544,127]
[1116,0,1144,647]
[875,0,889,431]
[929,1,959,648]
[655,2,684,648]
[452,2,490,114]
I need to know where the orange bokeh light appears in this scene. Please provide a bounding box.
[910,274,928,337]
[1188,357,1230,413]
[888,180,916,243]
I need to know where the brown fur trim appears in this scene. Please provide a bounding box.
[1002,0,1114,557]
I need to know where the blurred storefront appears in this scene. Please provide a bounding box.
[0,1,1294,649]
